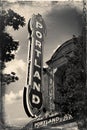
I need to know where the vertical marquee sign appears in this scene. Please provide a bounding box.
[23,14,46,117]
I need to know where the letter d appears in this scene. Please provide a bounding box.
[32,94,40,104]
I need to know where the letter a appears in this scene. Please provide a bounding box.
[34,71,41,79]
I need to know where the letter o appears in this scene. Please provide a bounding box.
[36,31,42,39]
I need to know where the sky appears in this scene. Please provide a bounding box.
[2,0,83,127]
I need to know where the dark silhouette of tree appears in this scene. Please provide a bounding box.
[0,9,25,62]
[0,9,25,84]
[0,8,25,123]
[54,36,87,130]
[0,9,25,31]
[1,72,19,86]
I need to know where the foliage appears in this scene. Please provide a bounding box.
[1,32,19,62]
[1,72,19,86]
[0,9,25,62]
[0,9,25,31]
[54,36,86,129]
[0,9,25,85]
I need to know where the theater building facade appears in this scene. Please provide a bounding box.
[43,37,76,112]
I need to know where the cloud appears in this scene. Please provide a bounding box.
[43,3,83,62]
[5,90,23,104]
[5,1,52,23]
[3,59,27,77]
